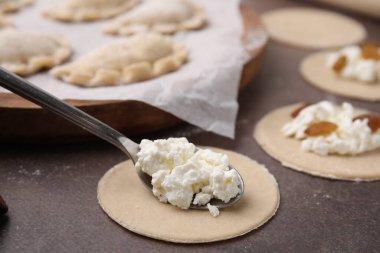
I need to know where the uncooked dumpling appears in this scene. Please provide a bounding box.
[42,0,138,22]
[51,33,188,87]
[0,0,32,13]
[103,0,207,35]
[0,29,72,76]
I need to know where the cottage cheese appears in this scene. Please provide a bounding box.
[135,138,241,217]
[327,45,380,83]
[207,203,220,217]
[282,101,380,156]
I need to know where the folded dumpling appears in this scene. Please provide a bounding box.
[0,30,72,76]
[103,0,207,35]
[51,33,188,87]
[43,0,138,22]
[0,0,32,13]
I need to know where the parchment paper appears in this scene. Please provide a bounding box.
[1,0,247,138]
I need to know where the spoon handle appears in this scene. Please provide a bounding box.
[0,67,138,161]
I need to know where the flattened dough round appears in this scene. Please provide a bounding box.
[97,148,280,243]
[262,7,366,49]
[313,0,380,20]
[301,51,380,101]
[254,104,380,181]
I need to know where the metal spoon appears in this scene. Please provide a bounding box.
[0,67,244,209]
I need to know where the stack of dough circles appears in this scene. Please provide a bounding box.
[97,147,280,243]
[254,104,380,181]
[300,51,380,101]
[261,7,366,49]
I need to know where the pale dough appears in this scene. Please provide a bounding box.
[42,0,138,22]
[254,104,380,181]
[301,51,380,101]
[103,0,207,35]
[0,0,32,13]
[97,147,280,243]
[51,33,187,87]
[261,7,366,49]
[0,16,11,28]
[0,29,72,76]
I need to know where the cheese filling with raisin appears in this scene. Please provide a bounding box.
[327,43,380,83]
[282,101,380,156]
[135,138,241,216]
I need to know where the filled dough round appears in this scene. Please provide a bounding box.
[97,148,280,243]
[301,51,380,101]
[261,7,366,49]
[254,104,380,181]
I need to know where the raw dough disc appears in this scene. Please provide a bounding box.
[261,7,366,49]
[301,51,380,101]
[254,104,380,181]
[312,0,380,20]
[97,147,280,243]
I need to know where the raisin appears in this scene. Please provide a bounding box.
[305,121,338,136]
[291,103,312,118]
[332,55,347,74]
[361,42,380,60]
[353,114,380,133]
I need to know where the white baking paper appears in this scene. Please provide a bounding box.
[1,0,248,138]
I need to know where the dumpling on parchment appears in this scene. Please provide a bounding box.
[51,33,188,87]
[0,0,33,13]
[103,0,207,35]
[0,29,72,76]
[42,0,139,22]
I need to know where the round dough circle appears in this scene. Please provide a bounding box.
[97,148,280,243]
[301,51,380,101]
[254,104,380,181]
[262,7,366,49]
[313,0,380,20]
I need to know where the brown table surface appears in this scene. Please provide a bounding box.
[1,0,380,252]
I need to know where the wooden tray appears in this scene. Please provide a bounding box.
[0,4,267,143]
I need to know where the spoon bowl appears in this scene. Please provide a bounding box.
[0,67,244,209]
[135,156,244,210]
